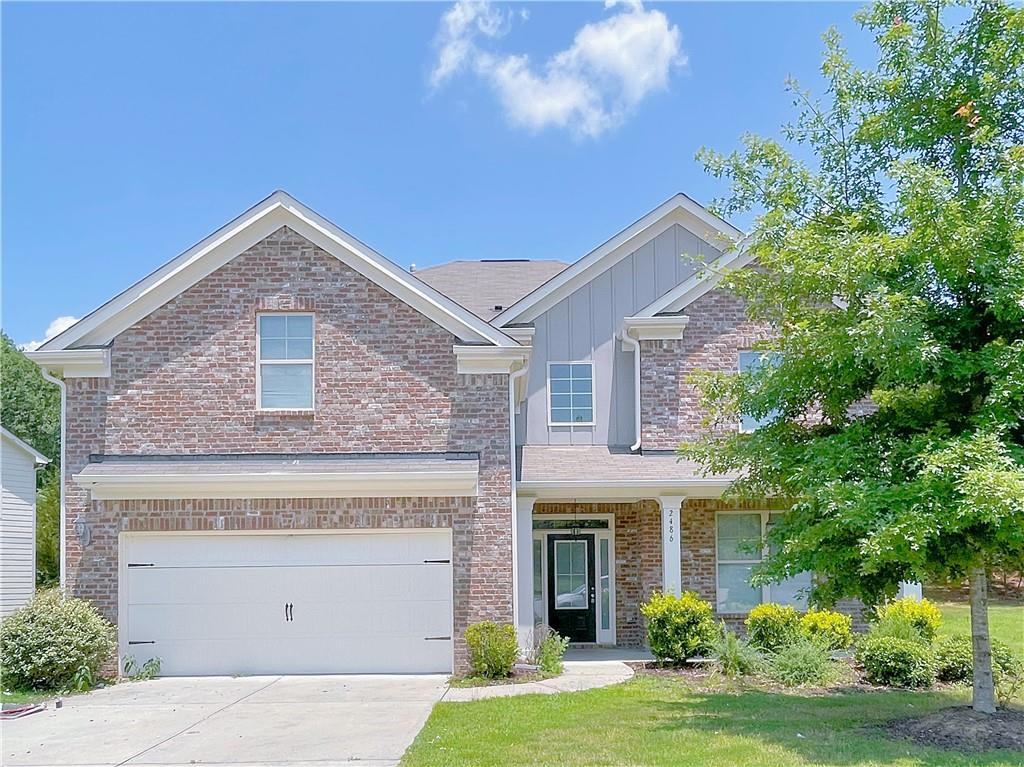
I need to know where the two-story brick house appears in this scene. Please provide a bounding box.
[29,191,815,676]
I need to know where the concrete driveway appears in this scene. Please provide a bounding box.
[3,674,448,767]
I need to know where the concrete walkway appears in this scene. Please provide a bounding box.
[3,674,447,767]
[443,658,634,702]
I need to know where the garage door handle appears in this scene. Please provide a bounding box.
[424,636,451,641]
[285,602,294,622]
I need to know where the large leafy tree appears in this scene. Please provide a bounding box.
[1,332,61,585]
[684,0,1024,712]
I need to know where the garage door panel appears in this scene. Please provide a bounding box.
[122,531,454,675]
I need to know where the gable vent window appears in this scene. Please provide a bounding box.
[257,313,314,410]
[548,362,594,425]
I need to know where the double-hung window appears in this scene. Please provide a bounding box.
[548,362,594,425]
[257,313,314,410]
[738,351,781,432]
[715,511,811,613]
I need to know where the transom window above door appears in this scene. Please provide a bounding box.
[257,313,314,410]
[548,362,594,425]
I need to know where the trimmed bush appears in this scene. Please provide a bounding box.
[767,637,840,687]
[745,603,801,652]
[874,597,942,641]
[640,591,718,663]
[709,629,762,677]
[857,635,936,687]
[799,609,853,650]
[464,621,518,679]
[0,589,116,691]
[934,633,1023,684]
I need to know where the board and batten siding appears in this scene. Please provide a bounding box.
[1,436,40,616]
[521,223,722,447]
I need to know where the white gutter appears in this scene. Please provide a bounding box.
[38,367,67,590]
[507,361,529,642]
[620,331,642,452]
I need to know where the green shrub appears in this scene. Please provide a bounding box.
[640,591,718,663]
[857,635,936,687]
[745,603,801,652]
[934,634,1023,684]
[799,609,853,650]
[464,621,519,679]
[867,614,929,644]
[874,598,942,641]
[536,630,569,676]
[767,637,840,687]
[0,590,116,691]
[709,629,763,677]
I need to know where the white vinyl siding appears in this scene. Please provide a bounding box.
[715,511,811,613]
[257,313,314,410]
[1,442,37,617]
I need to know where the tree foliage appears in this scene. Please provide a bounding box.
[1,331,61,585]
[684,0,1024,608]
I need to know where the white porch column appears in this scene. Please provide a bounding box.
[659,496,684,596]
[515,496,537,646]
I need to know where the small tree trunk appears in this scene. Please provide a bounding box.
[969,565,997,713]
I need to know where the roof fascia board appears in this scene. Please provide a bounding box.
[1,427,51,464]
[494,194,743,326]
[454,345,530,374]
[73,469,480,501]
[26,348,111,378]
[622,315,690,341]
[41,192,518,351]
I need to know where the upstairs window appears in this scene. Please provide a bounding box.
[548,362,594,425]
[738,351,781,432]
[257,313,314,410]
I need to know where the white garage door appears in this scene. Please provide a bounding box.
[121,530,453,676]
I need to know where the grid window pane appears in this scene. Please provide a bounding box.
[260,338,287,360]
[717,513,762,560]
[259,315,287,338]
[259,314,314,410]
[549,363,593,424]
[286,314,313,337]
[717,564,761,612]
[739,351,781,431]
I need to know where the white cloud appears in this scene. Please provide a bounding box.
[429,0,684,138]
[21,315,80,352]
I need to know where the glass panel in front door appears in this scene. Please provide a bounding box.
[554,540,588,610]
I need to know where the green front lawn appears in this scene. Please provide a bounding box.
[937,602,1024,655]
[1,687,62,705]
[403,676,1021,767]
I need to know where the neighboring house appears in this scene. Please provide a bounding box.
[28,190,844,676]
[1,427,49,617]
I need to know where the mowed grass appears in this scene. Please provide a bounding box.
[402,675,1022,767]
[937,601,1024,655]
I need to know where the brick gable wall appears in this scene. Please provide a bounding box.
[62,226,512,670]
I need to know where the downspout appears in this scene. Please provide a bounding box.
[508,361,529,640]
[39,367,67,590]
[621,330,642,453]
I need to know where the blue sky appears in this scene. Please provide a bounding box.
[2,2,874,348]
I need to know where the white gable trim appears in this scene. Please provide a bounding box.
[633,241,755,317]
[494,193,743,326]
[39,191,519,351]
[1,427,50,464]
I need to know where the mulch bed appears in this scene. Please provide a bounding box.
[879,707,1024,753]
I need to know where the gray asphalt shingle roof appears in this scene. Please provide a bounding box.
[518,445,738,484]
[414,260,568,320]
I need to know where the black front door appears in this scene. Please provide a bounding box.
[546,534,596,642]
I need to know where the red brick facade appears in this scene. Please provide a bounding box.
[640,289,773,449]
[62,227,513,669]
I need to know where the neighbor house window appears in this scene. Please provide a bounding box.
[738,351,781,432]
[715,511,811,613]
[548,362,593,424]
[257,313,314,410]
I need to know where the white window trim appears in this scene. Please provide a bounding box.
[714,510,810,614]
[532,512,615,644]
[546,361,596,427]
[256,312,316,412]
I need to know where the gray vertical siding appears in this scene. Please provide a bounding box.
[520,223,721,447]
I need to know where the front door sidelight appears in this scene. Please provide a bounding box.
[546,534,596,642]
